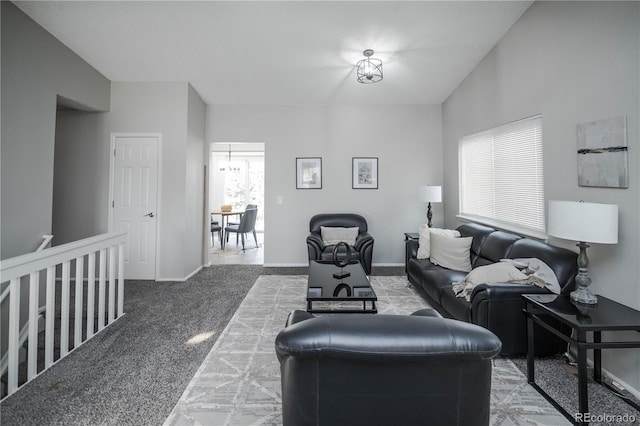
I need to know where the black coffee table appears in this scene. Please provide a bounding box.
[307,260,377,314]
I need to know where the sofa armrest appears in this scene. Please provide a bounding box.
[470,282,551,302]
[406,239,419,259]
[469,283,556,355]
[306,233,325,260]
[405,239,419,272]
[353,232,374,251]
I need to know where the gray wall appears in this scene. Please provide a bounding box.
[53,110,110,245]
[1,2,110,259]
[442,1,639,394]
[186,85,207,275]
[107,82,206,280]
[207,105,443,266]
[1,3,207,279]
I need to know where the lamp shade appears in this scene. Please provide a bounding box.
[419,186,442,203]
[547,200,618,244]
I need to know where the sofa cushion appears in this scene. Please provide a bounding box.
[429,233,473,272]
[420,268,468,304]
[457,223,496,266]
[417,226,461,259]
[474,231,521,265]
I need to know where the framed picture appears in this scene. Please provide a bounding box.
[296,157,322,189]
[577,115,628,188]
[352,157,378,189]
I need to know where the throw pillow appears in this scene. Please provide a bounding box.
[320,226,359,246]
[429,233,473,272]
[416,226,461,259]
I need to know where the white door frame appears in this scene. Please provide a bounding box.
[108,133,163,280]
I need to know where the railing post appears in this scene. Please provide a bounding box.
[45,266,55,368]
[98,248,106,331]
[60,261,71,357]
[7,278,20,395]
[118,242,125,317]
[87,252,96,338]
[74,255,84,348]
[28,272,40,380]
[108,245,116,324]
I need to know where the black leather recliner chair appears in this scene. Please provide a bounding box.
[275,309,502,426]
[306,213,374,275]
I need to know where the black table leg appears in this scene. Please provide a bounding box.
[577,330,589,424]
[594,331,602,383]
[526,308,535,383]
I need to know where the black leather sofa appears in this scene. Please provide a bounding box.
[306,213,374,275]
[406,222,578,356]
[276,309,502,426]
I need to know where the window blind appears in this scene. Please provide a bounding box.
[459,115,545,234]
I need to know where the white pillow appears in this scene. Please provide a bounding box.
[417,226,461,259]
[320,226,359,246]
[429,233,473,272]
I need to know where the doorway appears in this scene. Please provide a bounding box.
[209,142,264,265]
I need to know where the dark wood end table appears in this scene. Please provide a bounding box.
[523,294,640,425]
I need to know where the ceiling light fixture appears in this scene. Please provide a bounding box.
[219,144,240,172]
[356,49,383,84]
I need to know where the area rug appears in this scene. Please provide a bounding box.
[164,275,569,425]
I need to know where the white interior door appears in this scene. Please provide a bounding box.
[112,135,159,279]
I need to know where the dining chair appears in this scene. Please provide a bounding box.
[225,207,258,251]
[211,215,222,247]
[228,204,257,227]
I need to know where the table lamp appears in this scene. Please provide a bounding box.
[547,200,618,305]
[418,185,442,228]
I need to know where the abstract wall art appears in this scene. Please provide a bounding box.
[577,115,628,188]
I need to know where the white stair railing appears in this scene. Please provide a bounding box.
[0,231,127,399]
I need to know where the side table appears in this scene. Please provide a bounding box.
[404,232,419,241]
[523,294,640,425]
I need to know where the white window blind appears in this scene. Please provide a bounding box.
[459,115,545,235]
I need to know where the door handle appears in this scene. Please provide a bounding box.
[144,212,155,218]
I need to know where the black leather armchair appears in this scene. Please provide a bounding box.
[275,309,502,426]
[306,213,374,275]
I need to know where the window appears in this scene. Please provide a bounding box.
[458,115,544,236]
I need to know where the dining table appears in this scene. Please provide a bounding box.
[211,210,244,249]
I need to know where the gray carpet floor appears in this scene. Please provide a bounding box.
[1,265,266,425]
[511,356,640,425]
[2,265,637,425]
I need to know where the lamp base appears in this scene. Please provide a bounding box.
[570,288,598,305]
[570,241,598,305]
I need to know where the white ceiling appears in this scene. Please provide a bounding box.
[15,1,533,106]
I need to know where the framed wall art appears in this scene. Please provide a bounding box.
[296,157,322,189]
[577,115,628,188]
[352,157,378,189]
